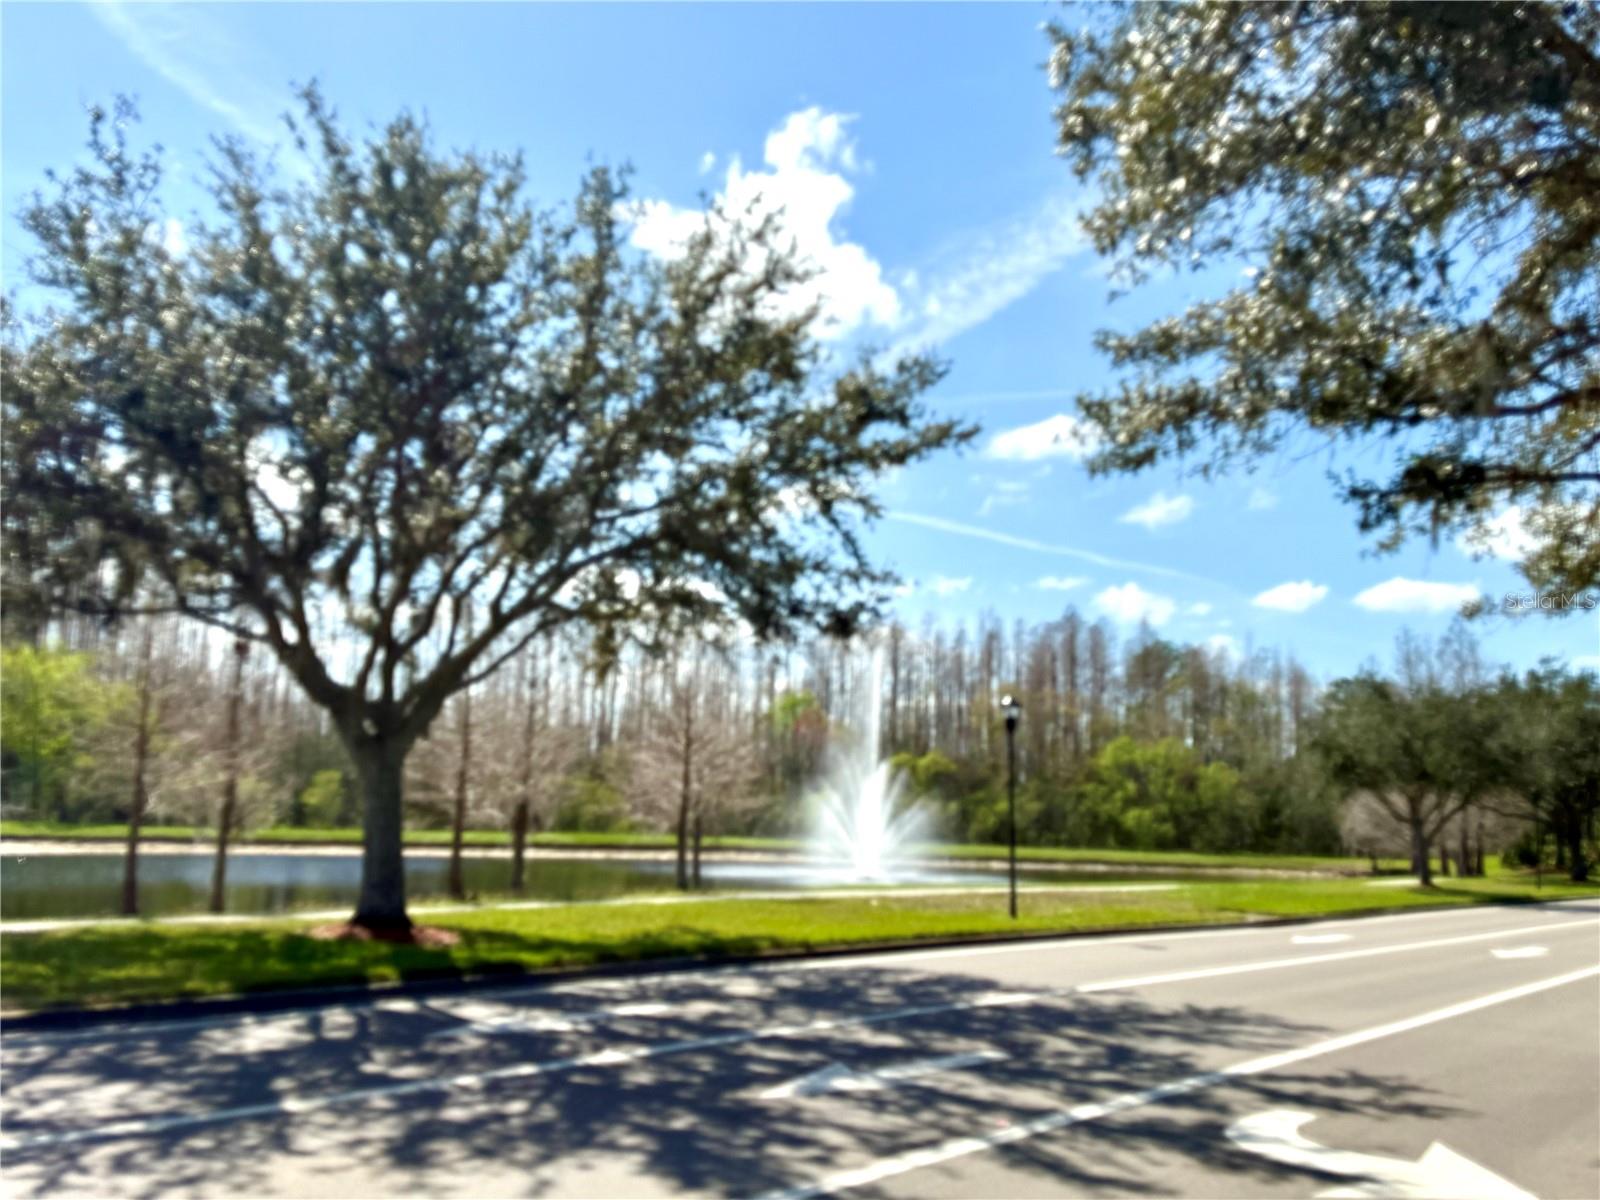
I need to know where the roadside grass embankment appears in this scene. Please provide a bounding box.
[3,870,1594,1013]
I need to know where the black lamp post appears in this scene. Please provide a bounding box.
[1001,693,1021,919]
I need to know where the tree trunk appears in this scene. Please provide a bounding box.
[676,704,692,891]
[1457,817,1473,881]
[351,739,412,934]
[1565,805,1590,883]
[511,649,539,894]
[1411,821,1433,887]
[675,787,690,891]
[692,810,704,889]
[121,625,155,917]
[208,639,249,914]
[447,688,472,901]
[510,800,530,892]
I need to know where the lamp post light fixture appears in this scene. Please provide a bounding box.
[1001,693,1022,919]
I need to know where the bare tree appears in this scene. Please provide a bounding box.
[629,641,760,889]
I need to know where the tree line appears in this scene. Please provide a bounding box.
[6,610,1594,917]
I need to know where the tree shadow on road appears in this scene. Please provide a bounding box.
[2,956,1465,1199]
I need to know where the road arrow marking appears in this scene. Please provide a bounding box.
[1292,933,1353,944]
[760,1051,1007,1100]
[1490,946,1548,959]
[1226,1109,1534,1199]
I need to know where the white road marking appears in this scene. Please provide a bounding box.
[757,966,1599,1200]
[3,920,1593,1150]
[1292,933,1353,945]
[1226,1109,1533,1199]
[1490,946,1549,959]
[1075,918,1597,993]
[423,1001,674,1039]
[758,1051,1008,1100]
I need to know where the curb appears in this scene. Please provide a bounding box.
[3,894,1590,1034]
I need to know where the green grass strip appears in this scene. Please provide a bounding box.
[4,873,1594,1012]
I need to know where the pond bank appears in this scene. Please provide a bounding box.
[0,838,1361,878]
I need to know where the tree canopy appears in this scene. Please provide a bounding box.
[1,90,970,929]
[1049,1,1600,596]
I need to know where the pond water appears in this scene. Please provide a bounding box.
[0,849,1202,920]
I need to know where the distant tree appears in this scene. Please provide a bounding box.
[1494,665,1600,880]
[208,639,251,913]
[630,642,760,888]
[1313,674,1501,884]
[1074,736,1246,851]
[297,770,345,828]
[2,91,968,934]
[477,643,578,892]
[1049,2,1600,595]
[0,644,108,817]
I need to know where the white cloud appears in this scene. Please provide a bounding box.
[1186,602,1213,617]
[985,413,1099,462]
[1247,487,1278,511]
[1574,654,1600,674]
[1353,577,1480,614]
[1119,491,1195,531]
[1206,633,1241,658]
[889,191,1086,354]
[928,575,973,597]
[1252,580,1329,613]
[161,217,187,257]
[698,151,716,176]
[1457,505,1539,562]
[1037,575,1088,592]
[629,107,899,341]
[1093,582,1177,627]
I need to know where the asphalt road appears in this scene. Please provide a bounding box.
[2,899,1597,1199]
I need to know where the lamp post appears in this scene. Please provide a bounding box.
[1001,693,1021,919]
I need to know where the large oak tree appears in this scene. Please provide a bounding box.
[1,91,970,933]
[1049,1,1599,597]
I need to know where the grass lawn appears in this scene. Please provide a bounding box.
[3,871,1594,1013]
[0,820,1404,873]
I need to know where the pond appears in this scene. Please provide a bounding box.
[0,847,1204,920]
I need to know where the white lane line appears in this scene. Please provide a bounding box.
[4,919,1593,1149]
[1076,918,1597,993]
[761,901,1600,975]
[1491,946,1549,959]
[755,965,1600,1200]
[1290,933,1352,945]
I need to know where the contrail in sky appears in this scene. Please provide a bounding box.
[886,510,1224,589]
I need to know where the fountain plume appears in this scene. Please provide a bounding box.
[806,642,927,879]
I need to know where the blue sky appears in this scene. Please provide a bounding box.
[3,2,1594,679]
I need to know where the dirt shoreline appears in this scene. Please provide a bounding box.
[0,838,1355,877]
